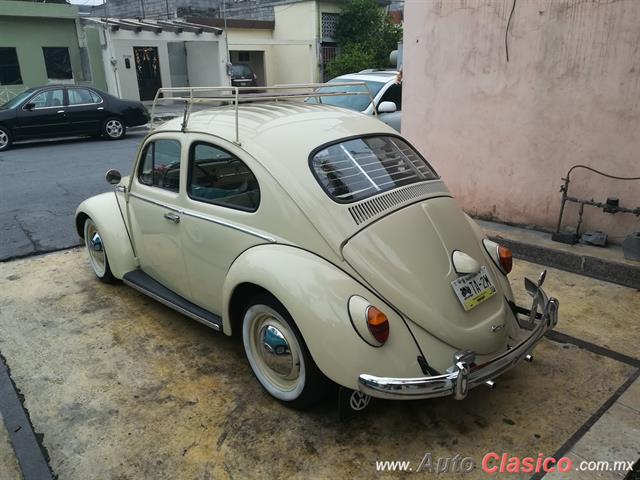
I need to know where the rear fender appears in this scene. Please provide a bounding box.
[75,192,137,279]
[223,244,436,390]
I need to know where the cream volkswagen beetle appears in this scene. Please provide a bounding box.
[75,86,558,411]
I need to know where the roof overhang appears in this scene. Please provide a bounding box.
[89,18,222,35]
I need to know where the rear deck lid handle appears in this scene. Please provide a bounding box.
[452,250,481,275]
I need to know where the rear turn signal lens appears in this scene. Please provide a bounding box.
[366,306,389,344]
[498,245,513,274]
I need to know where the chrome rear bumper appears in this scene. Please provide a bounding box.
[358,274,559,400]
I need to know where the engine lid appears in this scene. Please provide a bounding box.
[342,196,511,354]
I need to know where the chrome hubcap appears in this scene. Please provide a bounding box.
[105,120,123,138]
[259,324,293,376]
[90,232,103,252]
[85,220,106,277]
[0,130,8,149]
[243,305,305,399]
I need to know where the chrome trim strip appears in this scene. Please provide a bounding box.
[128,192,276,242]
[182,209,276,243]
[123,277,222,331]
[358,279,559,400]
[129,192,181,213]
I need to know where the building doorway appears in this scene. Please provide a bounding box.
[229,50,266,86]
[133,46,162,101]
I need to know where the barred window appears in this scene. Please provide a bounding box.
[321,12,339,39]
[310,136,438,203]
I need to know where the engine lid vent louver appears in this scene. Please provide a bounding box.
[348,181,449,225]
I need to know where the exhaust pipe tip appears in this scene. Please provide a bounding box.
[525,354,534,363]
[485,380,496,390]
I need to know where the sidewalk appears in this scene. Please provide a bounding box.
[545,374,640,479]
[478,219,640,289]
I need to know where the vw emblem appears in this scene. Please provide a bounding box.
[349,391,371,411]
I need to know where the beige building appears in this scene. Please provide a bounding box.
[191,0,343,85]
[402,0,640,241]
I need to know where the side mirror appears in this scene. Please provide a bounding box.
[105,169,122,185]
[378,101,397,113]
[24,102,35,111]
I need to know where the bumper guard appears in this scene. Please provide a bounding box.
[358,272,559,400]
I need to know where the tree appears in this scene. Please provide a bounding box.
[325,0,402,79]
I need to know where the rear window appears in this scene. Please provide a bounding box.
[230,64,253,78]
[310,136,438,203]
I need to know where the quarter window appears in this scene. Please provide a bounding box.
[310,136,438,203]
[138,140,182,192]
[29,89,64,108]
[68,88,101,105]
[188,142,260,211]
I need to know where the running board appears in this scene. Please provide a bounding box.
[122,270,222,331]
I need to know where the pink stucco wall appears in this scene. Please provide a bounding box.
[403,0,640,241]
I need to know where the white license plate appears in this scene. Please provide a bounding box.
[451,266,496,311]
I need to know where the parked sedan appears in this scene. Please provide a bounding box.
[0,85,150,151]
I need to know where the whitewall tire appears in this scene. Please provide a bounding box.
[242,294,329,409]
[83,218,115,283]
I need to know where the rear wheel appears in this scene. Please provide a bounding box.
[83,218,115,283]
[242,294,329,409]
[102,117,126,140]
[0,126,12,152]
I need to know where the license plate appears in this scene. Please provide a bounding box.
[451,266,496,311]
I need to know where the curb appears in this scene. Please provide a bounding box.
[488,235,640,289]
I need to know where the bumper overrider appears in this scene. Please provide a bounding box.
[358,273,559,400]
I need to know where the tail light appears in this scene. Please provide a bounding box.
[366,306,389,344]
[498,245,513,274]
[483,239,513,275]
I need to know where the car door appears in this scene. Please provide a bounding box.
[127,136,190,297]
[65,87,106,135]
[179,135,264,315]
[14,88,69,138]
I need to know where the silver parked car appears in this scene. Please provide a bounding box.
[309,70,402,131]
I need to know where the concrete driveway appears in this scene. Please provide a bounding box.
[0,251,638,479]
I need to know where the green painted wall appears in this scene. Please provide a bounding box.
[0,1,83,98]
[84,26,108,91]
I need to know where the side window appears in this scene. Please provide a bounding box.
[137,139,182,192]
[379,83,402,111]
[68,88,99,105]
[29,89,64,108]
[188,142,260,212]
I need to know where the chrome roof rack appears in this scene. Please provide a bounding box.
[149,82,375,145]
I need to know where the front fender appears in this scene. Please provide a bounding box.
[223,244,427,390]
[75,192,137,279]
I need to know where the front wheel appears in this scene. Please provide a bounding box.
[242,294,329,409]
[0,126,12,152]
[83,218,115,283]
[102,117,126,140]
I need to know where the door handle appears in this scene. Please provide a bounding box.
[163,212,180,224]
[57,110,65,114]
[97,107,104,110]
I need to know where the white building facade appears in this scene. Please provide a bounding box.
[82,18,230,101]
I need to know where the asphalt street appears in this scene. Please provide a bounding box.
[0,131,147,261]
